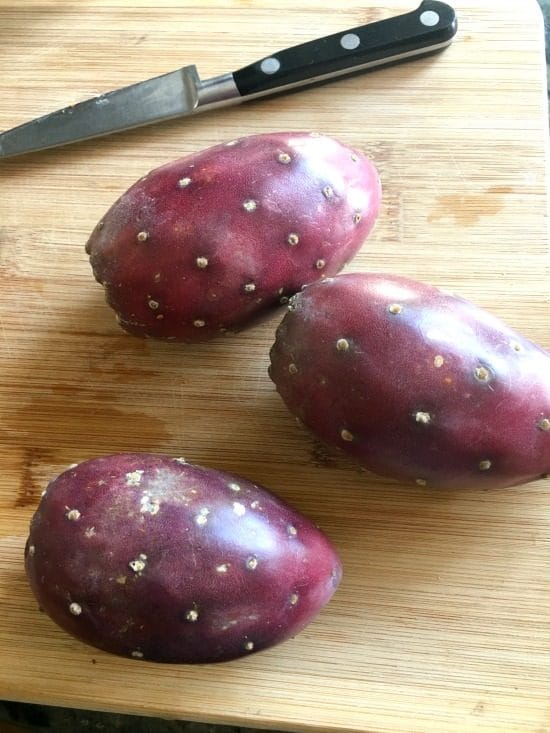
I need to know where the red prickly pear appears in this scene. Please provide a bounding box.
[269,273,550,490]
[85,132,381,341]
[25,454,342,663]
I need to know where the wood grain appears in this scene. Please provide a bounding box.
[0,1,549,732]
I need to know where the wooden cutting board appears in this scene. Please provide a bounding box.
[0,1,549,731]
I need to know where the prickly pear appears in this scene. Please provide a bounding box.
[269,273,550,489]
[86,132,381,341]
[25,454,342,663]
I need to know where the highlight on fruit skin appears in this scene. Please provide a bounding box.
[25,453,342,664]
[269,272,550,490]
[85,131,381,342]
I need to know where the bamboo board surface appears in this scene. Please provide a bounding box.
[0,1,549,732]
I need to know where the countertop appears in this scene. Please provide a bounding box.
[0,0,550,733]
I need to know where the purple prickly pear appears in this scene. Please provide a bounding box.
[25,454,342,663]
[269,272,550,490]
[85,132,381,342]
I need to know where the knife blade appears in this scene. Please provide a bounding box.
[0,0,456,159]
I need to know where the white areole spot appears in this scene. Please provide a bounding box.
[126,470,144,487]
[244,640,255,651]
[340,429,354,442]
[243,199,257,212]
[420,9,440,26]
[195,507,210,526]
[148,299,159,310]
[416,478,427,486]
[196,256,208,269]
[233,502,246,516]
[336,338,349,351]
[174,457,187,464]
[287,232,300,246]
[278,152,292,164]
[250,500,260,510]
[28,545,36,557]
[178,176,192,188]
[228,482,241,492]
[340,32,361,50]
[246,555,258,570]
[129,554,147,573]
[415,411,432,425]
[479,460,492,471]
[289,592,299,606]
[193,319,206,328]
[85,527,96,538]
[69,602,82,616]
[434,354,445,368]
[131,650,144,658]
[287,524,298,537]
[260,56,281,74]
[65,508,81,521]
[140,494,160,515]
[185,608,199,622]
[136,231,149,243]
[216,563,230,573]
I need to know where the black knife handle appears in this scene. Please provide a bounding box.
[233,1,457,98]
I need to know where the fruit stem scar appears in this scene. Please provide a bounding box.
[287,233,300,246]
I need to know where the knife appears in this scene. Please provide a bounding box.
[0,0,456,159]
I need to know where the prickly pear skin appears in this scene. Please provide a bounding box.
[85,132,381,342]
[25,454,342,664]
[269,273,550,490]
